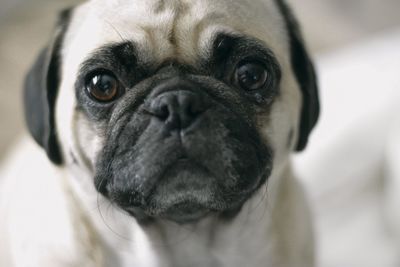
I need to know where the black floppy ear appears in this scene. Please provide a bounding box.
[275,0,320,151]
[24,9,72,164]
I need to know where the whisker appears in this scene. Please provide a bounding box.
[105,20,127,42]
[96,192,134,242]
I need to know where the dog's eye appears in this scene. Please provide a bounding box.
[235,62,268,91]
[86,73,121,102]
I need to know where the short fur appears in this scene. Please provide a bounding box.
[1,0,319,266]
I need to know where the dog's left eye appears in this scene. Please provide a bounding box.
[86,72,122,102]
[234,62,269,91]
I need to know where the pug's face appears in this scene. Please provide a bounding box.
[24,0,319,224]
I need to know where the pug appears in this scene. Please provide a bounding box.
[0,0,319,266]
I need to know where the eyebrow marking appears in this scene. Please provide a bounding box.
[193,12,226,54]
[213,33,280,60]
[78,42,139,82]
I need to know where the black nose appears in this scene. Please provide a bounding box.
[148,90,208,131]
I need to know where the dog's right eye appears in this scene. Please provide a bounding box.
[86,72,122,102]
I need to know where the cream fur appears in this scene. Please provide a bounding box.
[0,1,312,266]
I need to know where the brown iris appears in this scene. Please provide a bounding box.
[235,62,268,91]
[86,73,120,102]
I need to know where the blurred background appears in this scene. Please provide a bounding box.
[1,1,400,267]
[1,0,400,160]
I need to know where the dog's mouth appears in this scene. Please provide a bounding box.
[94,82,273,224]
[96,125,272,223]
[144,158,222,223]
[160,202,210,224]
[100,143,269,224]
[126,201,211,224]
[117,158,231,223]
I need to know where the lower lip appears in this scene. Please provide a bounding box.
[163,212,209,224]
[161,202,210,223]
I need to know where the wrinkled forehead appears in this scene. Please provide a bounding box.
[63,0,288,71]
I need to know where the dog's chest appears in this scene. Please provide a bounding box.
[113,218,278,267]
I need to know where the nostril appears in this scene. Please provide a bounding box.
[147,96,172,121]
[158,104,170,121]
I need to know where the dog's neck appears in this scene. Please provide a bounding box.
[65,160,313,267]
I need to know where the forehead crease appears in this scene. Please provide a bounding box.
[100,0,189,61]
[67,0,287,71]
[142,0,208,59]
[98,1,223,64]
[153,0,167,13]
[152,0,190,14]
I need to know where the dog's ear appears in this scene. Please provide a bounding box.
[24,9,72,164]
[275,0,320,151]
